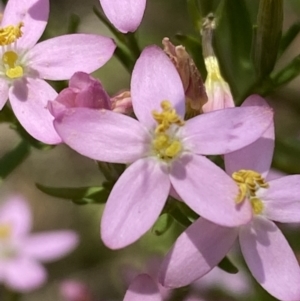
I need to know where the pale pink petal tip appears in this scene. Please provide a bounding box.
[100,0,147,33]
[23,231,79,262]
[60,280,93,301]
[158,218,238,288]
[131,45,185,128]
[101,159,170,249]
[123,274,162,301]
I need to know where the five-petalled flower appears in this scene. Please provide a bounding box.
[0,195,78,292]
[0,0,115,144]
[158,95,300,301]
[52,46,273,249]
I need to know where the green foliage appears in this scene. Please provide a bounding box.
[36,183,110,205]
[218,256,239,274]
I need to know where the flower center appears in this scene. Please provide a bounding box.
[0,22,24,79]
[232,169,269,215]
[151,101,184,161]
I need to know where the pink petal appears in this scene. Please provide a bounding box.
[0,78,9,109]
[0,195,32,237]
[4,257,47,292]
[100,0,146,33]
[158,218,238,288]
[260,175,300,223]
[28,34,116,80]
[170,154,252,227]
[9,78,62,144]
[101,158,170,249]
[54,108,150,164]
[131,46,185,128]
[1,0,49,49]
[124,274,162,301]
[225,95,274,177]
[182,106,273,155]
[240,217,300,301]
[22,231,78,262]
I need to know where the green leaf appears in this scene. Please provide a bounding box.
[36,183,110,205]
[214,0,254,99]
[187,0,202,31]
[152,213,174,236]
[67,14,80,34]
[252,0,283,79]
[0,141,30,181]
[273,139,300,174]
[167,198,194,228]
[279,22,300,57]
[218,256,239,274]
[175,33,207,78]
[271,54,300,88]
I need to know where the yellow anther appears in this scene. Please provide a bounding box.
[165,140,182,158]
[250,197,264,215]
[152,100,185,133]
[0,224,12,240]
[232,169,269,204]
[0,22,23,46]
[2,51,24,79]
[151,101,184,161]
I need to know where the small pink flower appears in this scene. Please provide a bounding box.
[99,0,147,33]
[53,46,273,249]
[0,195,78,292]
[0,0,115,144]
[159,96,300,301]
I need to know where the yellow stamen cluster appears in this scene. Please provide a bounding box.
[152,101,184,161]
[0,224,12,240]
[232,169,269,215]
[0,22,23,46]
[2,50,24,78]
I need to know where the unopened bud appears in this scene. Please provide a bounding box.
[111,90,133,115]
[163,37,208,118]
[48,72,111,118]
[201,13,235,113]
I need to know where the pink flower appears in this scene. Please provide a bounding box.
[0,0,115,144]
[99,0,146,33]
[123,274,162,301]
[159,96,300,301]
[53,46,273,249]
[0,195,78,292]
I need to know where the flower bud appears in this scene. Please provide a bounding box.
[163,37,208,118]
[201,13,235,113]
[60,280,94,301]
[111,90,133,115]
[48,72,112,118]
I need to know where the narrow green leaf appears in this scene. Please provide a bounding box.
[187,0,202,31]
[252,0,283,79]
[271,54,300,88]
[279,22,300,57]
[0,141,30,181]
[67,14,80,34]
[175,33,207,78]
[152,213,174,236]
[214,0,254,99]
[114,44,135,73]
[36,183,110,205]
[218,256,239,274]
